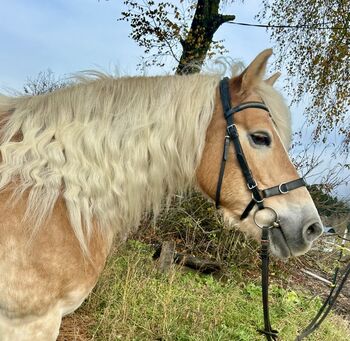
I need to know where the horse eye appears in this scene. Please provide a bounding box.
[250,133,271,147]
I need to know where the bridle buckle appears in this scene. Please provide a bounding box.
[226,123,236,131]
[247,181,257,190]
[226,124,238,138]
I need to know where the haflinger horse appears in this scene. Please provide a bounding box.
[0,49,322,340]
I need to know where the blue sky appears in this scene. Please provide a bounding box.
[0,0,348,198]
[0,0,269,89]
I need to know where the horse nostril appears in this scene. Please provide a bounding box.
[304,222,323,242]
[307,225,315,235]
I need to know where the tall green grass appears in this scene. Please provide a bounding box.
[80,241,350,341]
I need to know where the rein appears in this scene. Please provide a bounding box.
[216,77,306,340]
[295,227,350,340]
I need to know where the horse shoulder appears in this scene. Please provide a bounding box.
[0,189,109,320]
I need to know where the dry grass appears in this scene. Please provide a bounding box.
[58,193,350,340]
[58,240,350,341]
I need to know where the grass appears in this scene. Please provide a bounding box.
[78,240,350,341]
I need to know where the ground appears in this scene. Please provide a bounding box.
[57,236,350,340]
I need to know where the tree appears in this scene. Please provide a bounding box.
[291,136,350,216]
[120,0,236,74]
[258,0,350,147]
[308,184,350,218]
[119,0,349,199]
[23,69,67,95]
[120,0,349,148]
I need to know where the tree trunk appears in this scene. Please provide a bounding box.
[176,0,235,75]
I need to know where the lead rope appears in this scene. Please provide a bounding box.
[258,226,279,341]
[295,228,350,340]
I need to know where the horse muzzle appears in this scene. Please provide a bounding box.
[270,216,323,259]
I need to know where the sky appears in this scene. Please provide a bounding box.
[0,0,270,89]
[0,0,348,198]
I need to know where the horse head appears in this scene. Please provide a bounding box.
[197,49,323,258]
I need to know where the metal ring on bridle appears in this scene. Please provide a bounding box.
[252,193,264,203]
[278,182,289,194]
[253,207,279,229]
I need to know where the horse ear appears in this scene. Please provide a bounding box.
[241,49,273,91]
[265,72,281,86]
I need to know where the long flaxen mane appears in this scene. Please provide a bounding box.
[0,68,291,253]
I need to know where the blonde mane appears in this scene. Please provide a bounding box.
[0,67,291,253]
[228,61,292,148]
[0,73,220,252]
[256,83,292,148]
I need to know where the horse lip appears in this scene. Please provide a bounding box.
[269,226,292,259]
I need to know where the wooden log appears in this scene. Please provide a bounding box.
[154,243,222,274]
[174,253,222,274]
[158,241,176,273]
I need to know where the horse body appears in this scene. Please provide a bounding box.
[0,50,323,340]
[0,71,220,340]
[0,191,108,340]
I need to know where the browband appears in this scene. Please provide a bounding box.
[225,102,271,119]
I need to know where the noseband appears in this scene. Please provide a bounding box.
[215,77,306,226]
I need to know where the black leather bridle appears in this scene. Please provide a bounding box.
[215,77,306,221]
[215,77,306,340]
[215,77,350,340]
